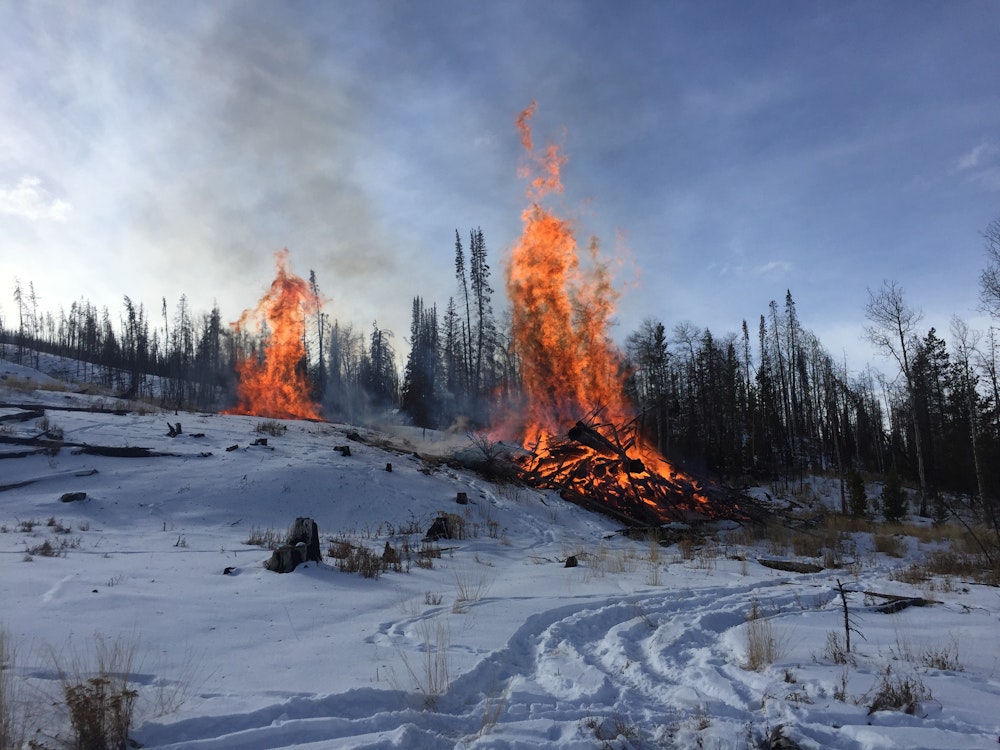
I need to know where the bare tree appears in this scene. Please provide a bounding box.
[864,281,929,514]
[950,317,988,510]
[979,217,1000,317]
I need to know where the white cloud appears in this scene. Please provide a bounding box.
[753,260,792,276]
[0,176,71,222]
[954,140,999,172]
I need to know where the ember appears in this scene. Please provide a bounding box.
[502,104,743,525]
[225,249,322,421]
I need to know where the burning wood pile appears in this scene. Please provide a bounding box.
[513,417,753,527]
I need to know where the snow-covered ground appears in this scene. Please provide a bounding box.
[1,358,999,749]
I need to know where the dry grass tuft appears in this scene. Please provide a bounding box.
[743,599,781,671]
[866,664,931,715]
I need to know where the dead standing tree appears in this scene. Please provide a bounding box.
[864,281,929,516]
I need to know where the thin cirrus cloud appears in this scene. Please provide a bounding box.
[953,140,1000,191]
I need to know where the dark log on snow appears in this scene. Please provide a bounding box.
[0,402,129,416]
[0,468,98,493]
[0,433,178,457]
[0,410,45,423]
[76,445,168,458]
[0,448,46,459]
[756,558,825,574]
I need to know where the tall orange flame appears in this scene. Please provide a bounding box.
[503,104,719,524]
[505,102,630,448]
[226,249,322,421]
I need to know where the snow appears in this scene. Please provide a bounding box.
[2,357,999,749]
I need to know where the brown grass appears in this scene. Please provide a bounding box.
[873,534,907,558]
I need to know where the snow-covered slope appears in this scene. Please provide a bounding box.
[1,362,998,749]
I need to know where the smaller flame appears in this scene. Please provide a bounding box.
[225,249,322,421]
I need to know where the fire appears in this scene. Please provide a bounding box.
[506,101,631,447]
[225,249,322,421]
[503,103,724,524]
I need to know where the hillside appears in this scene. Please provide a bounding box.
[1,357,998,749]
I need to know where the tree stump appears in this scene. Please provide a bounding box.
[425,516,452,541]
[264,517,321,573]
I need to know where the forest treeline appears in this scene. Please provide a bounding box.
[3,221,1000,527]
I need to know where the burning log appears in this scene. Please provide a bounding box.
[513,418,757,527]
[567,421,620,457]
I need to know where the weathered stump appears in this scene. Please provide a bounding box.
[425,515,453,541]
[264,517,322,573]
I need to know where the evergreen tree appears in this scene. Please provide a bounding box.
[847,469,867,518]
[881,467,907,523]
[401,297,441,428]
[361,322,398,413]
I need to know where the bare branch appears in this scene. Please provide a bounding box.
[979,217,1000,317]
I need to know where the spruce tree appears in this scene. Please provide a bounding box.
[881,467,906,523]
[847,469,867,518]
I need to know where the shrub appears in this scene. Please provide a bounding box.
[254,420,287,436]
[64,676,138,750]
[337,545,384,579]
[245,526,284,550]
[847,470,867,518]
[823,630,854,666]
[398,620,450,708]
[873,534,906,558]
[743,600,780,671]
[415,542,441,569]
[0,629,28,750]
[867,665,931,715]
[920,636,963,672]
[56,634,139,750]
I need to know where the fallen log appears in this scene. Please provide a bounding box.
[567,421,621,457]
[0,433,178,458]
[841,589,937,614]
[0,448,46,460]
[0,410,45,423]
[0,402,129,415]
[872,597,932,614]
[0,468,99,493]
[75,445,176,458]
[756,558,825,574]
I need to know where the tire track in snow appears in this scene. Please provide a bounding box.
[139,583,787,748]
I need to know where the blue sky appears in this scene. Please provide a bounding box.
[1,1,998,374]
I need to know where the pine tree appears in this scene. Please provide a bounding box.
[401,297,441,428]
[847,469,867,518]
[881,467,907,523]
